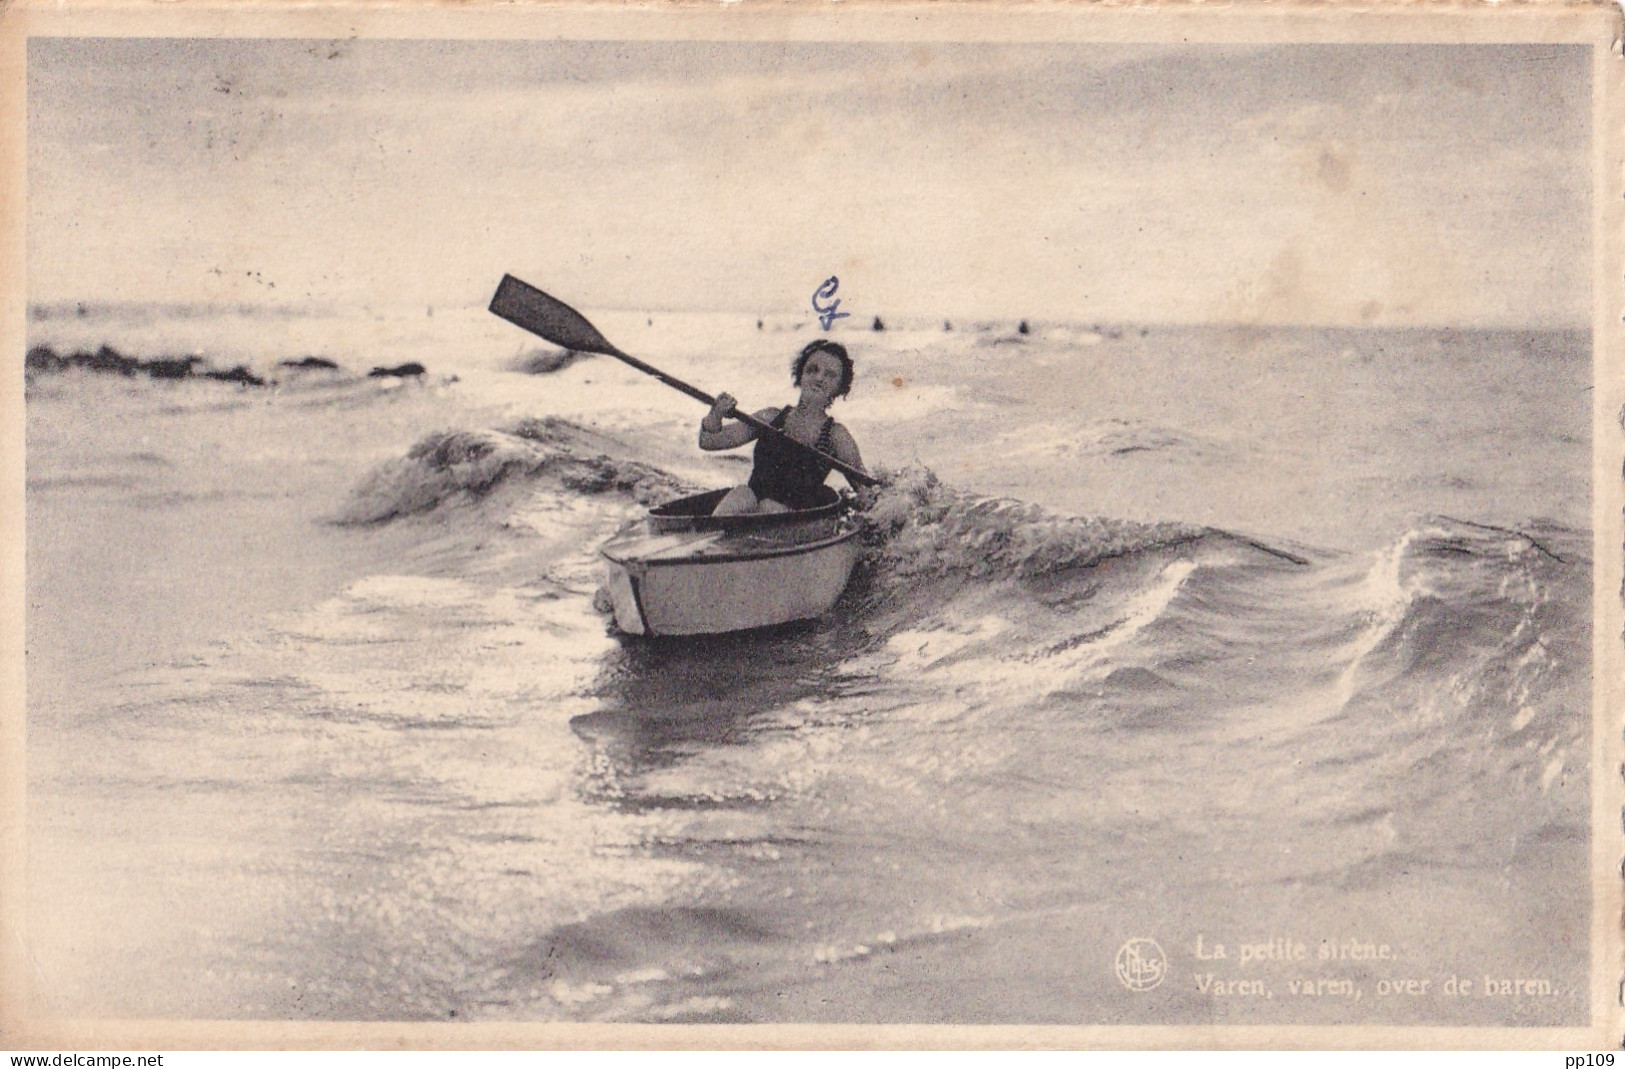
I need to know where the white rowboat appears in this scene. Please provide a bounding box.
[599,488,862,637]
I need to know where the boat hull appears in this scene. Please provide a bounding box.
[599,489,861,636]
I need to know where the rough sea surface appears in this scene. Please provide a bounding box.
[24,303,1591,1024]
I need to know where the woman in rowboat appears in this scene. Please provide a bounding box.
[699,339,868,516]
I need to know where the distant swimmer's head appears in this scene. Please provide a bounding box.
[792,339,854,400]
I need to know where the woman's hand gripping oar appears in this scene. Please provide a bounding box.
[488,275,878,488]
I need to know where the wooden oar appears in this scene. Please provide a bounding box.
[489,274,878,488]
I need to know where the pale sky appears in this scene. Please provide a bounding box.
[28,39,1591,327]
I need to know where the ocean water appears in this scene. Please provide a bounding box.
[23,301,1591,1024]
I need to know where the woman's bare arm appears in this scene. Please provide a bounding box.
[699,399,775,451]
[829,424,866,481]
[829,424,877,505]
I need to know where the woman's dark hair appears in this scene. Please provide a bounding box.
[792,339,854,398]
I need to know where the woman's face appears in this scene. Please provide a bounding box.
[799,352,845,403]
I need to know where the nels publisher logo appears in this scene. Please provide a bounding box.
[1115,938,1167,991]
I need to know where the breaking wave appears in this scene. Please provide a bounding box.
[1332,516,1589,797]
[859,466,1207,579]
[334,418,692,525]
[334,417,1590,822]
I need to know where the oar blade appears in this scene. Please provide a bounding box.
[489,275,624,357]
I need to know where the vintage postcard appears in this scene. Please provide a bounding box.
[1,0,1621,1051]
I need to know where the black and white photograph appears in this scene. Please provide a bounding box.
[7,2,1621,1047]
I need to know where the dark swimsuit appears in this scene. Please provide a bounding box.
[747,407,836,511]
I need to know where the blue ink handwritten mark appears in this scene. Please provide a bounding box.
[813,276,850,331]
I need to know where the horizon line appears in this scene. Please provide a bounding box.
[23,297,1592,335]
